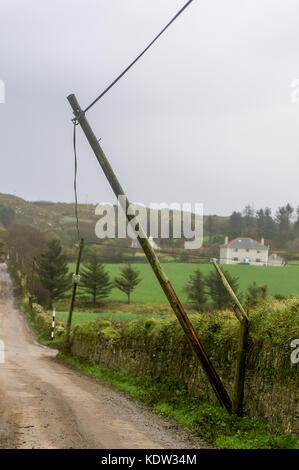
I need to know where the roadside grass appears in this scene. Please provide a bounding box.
[18,299,68,350]
[56,353,298,450]
[19,300,55,346]
[68,262,299,304]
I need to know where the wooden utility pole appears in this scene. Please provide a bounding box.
[212,259,249,415]
[66,237,84,342]
[232,315,249,415]
[67,94,232,414]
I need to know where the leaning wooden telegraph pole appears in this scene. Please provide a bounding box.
[67,94,232,413]
[66,237,84,342]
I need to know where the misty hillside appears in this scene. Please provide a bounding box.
[0,193,229,262]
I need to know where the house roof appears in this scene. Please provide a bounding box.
[221,237,268,250]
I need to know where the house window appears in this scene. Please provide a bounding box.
[233,257,238,261]
[246,248,250,252]
[256,258,261,263]
[257,250,261,254]
[233,248,238,252]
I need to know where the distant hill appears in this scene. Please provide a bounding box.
[0,193,99,246]
[0,193,297,262]
[0,193,229,261]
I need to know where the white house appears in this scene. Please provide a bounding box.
[219,236,269,265]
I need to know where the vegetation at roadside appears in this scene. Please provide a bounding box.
[56,353,298,450]
[18,298,67,349]
[14,274,299,450]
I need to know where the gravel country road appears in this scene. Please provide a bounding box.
[0,263,207,449]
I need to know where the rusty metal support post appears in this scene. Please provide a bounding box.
[67,93,232,413]
[66,237,84,343]
[212,259,249,416]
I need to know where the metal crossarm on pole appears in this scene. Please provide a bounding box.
[67,94,232,413]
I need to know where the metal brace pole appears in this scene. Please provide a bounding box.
[67,94,232,413]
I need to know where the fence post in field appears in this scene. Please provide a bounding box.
[66,237,84,344]
[212,259,249,416]
[66,93,232,414]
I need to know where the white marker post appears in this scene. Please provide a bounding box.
[51,308,56,340]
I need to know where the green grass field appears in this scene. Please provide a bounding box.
[69,262,299,304]
[54,310,167,325]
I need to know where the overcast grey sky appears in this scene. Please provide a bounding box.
[0,0,299,216]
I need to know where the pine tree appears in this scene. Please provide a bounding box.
[80,252,112,306]
[275,204,294,243]
[114,264,141,304]
[184,269,206,310]
[246,282,267,307]
[205,269,240,310]
[228,211,243,238]
[263,207,276,239]
[0,241,5,259]
[36,239,71,308]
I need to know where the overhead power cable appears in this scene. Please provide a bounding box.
[73,1,194,238]
[83,0,194,113]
